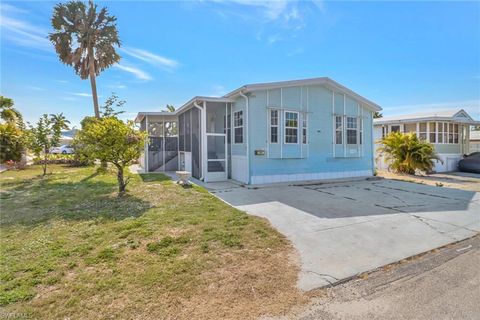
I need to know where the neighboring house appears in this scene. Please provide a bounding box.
[469,130,480,153]
[135,77,382,184]
[373,109,480,172]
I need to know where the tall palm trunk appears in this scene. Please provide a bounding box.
[88,46,100,119]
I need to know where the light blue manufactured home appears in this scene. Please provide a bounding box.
[135,77,382,184]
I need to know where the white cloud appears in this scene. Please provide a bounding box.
[114,64,153,81]
[28,86,44,91]
[0,6,51,51]
[108,84,127,89]
[71,92,93,97]
[121,47,179,70]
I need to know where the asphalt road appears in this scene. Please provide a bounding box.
[270,235,480,320]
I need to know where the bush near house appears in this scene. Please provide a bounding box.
[378,131,441,174]
[0,165,303,319]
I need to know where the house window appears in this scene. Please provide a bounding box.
[335,116,343,144]
[284,111,298,144]
[346,117,357,144]
[302,115,307,144]
[233,111,243,144]
[270,109,279,143]
[381,125,389,138]
[419,122,427,140]
[404,123,416,133]
[453,123,459,144]
[438,122,444,143]
[448,123,454,144]
[429,122,436,143]
[390,125,400,133]
[359,118,363,144]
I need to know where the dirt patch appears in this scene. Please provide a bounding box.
[378,171,480,192]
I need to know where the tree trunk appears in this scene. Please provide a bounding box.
[43,150,48,176]
[88,46,100,119]
[116,165,126,196]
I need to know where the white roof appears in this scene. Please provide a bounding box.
[135,77,383,122]
[224,77,382,112]
[374,109,480,125]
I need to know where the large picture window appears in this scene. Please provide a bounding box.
[233,111,243,144]
[346,117,357,144]
[335,116,343,144]
[270,109,279,143]
[284,111,298,144]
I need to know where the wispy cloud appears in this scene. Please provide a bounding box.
[114,64,153,81]
[108,84,127,89]
[204,0,317,44]
[121,47,179,71]
[209,85,226,97]
[71,92,101,98]
[0,5,51,51]
[28,86,45,91]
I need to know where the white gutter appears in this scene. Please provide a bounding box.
[193,101,205,181]
[239,91,250,184]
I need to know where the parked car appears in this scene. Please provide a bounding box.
[458,152,480,174]
[50,145,74,154]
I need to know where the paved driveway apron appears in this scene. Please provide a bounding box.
[210,179,480,290]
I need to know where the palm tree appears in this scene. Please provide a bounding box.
[50,113,71,133]
[49,0,120,118]
[165,104,175,112]
[378,132,441,175]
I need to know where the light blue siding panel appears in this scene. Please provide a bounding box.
[345,96,359,115]
[268,89,281,107]
[334,92,344,114]
[282,87,302,110]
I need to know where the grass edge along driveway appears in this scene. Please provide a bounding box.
[0,165,305,319]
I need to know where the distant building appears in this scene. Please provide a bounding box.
[374,109,480,172]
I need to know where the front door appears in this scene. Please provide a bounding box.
[205,133,227,182]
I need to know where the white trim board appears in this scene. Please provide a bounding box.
[251,170,372,185]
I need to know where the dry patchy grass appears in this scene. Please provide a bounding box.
[0,165,304,319]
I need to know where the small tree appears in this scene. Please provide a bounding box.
[74,117,146,195]
[0,96,26,164]
[28,114,70,175]
[378,131,441,175]
[101,93,126,117]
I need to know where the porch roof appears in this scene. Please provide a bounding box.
[134,112,177,123]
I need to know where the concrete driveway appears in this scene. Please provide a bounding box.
[210,178,480,291]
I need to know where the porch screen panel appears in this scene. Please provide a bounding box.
[185,110,191,152]
[164,121,178,171]
[148,121,164,172]
[178,113,185,151]
[191,108,201,179]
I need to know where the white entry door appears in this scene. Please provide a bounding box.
[205,133,227,182]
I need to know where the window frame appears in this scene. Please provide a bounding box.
[233,110,243,144]
[335,116,343,144]
[284,111,299,144]
[346,116,358,145]
[302,114,308,144]
[269,109,279,144]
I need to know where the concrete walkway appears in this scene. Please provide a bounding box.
[210,179,480,291]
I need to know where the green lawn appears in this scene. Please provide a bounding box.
[0,165,302,319]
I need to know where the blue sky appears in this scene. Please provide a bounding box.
[1,0,479,127]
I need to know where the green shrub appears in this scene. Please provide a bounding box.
[378,132,441,174]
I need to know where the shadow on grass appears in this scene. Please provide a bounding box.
[1,175,153,227]
[138,173,171,183]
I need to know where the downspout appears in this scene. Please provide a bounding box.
[239,91,250,184]
[193,101,204,181]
